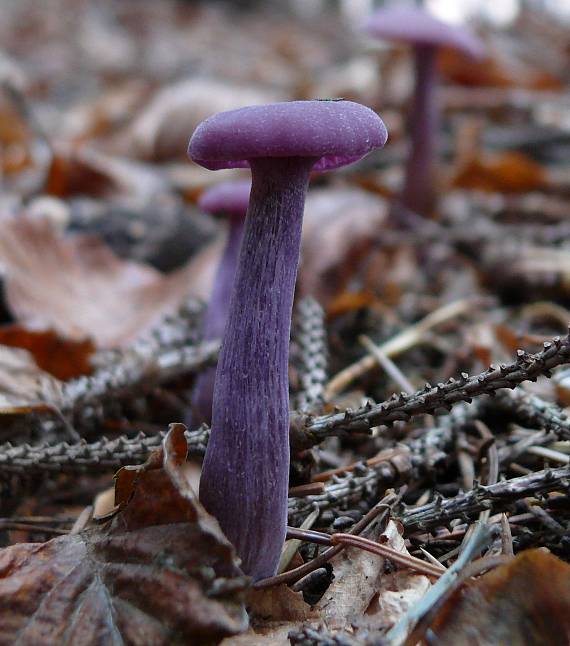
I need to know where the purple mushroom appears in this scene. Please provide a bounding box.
[192,180,251,425]
[364,5,484,217]
[188,100,387,580]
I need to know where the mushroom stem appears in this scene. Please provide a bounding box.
[199,156,315,580]
[192,217,245,424]
[401,45,438,217]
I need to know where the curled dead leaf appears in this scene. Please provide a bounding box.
[0,344,63,414]
[452,151,547,193]
[0,424,249,645]
[430,549,570,646]
[0,326,94,380]
[299,188,388,306]
[128,78,282,162]
[46,145,168,199]
[0,213,218,348]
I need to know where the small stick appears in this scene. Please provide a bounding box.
[279,506,319,574]
[388,522,494,646]
[475,420,499,523]
[0,522,68,535]
[500,513,514,557]
[254,492,399,589]
[330,533,445,578]
[70,505,93,534]
[526,445,570,464]
[325,298,479,400]
[288,482,325,497]
[358,334,416,395]
[419,547,448,570]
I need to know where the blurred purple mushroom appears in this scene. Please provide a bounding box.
[188,100,387,580]
[191,180,251,425]
[364,5,484,217]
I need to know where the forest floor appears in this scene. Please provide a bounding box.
[0,2,569,644]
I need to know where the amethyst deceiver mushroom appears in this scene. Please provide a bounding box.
[192,180,251,425]
[188,100,387,580]
[364,5,484,217]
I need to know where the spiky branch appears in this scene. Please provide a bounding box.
[0,427,210,477]
[290,297,328,412]
[493,388,570,440]
[297,332,570,443]
[401,464,570,533]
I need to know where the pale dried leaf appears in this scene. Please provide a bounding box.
[128,78,282,161]
[366,523,431,631]
[0,214,219,348]
[299,188,388,305]
[315,520,412,631]
[0,344,63,413]
[46,144,168,198]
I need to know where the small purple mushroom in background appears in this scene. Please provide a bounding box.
[188,100,387,580]
[191,180,251,425]
[364,4,484,217]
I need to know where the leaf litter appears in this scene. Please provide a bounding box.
[0,1,570,644]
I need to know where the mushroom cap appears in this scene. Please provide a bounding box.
[364,6,485,60]
[188,100,388,172]
[198,180,251,218]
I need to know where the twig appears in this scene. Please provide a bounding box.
[358,334,415,395]
[500,513,514,557]
[291,296,328,412]
[387,522,494,646]
[330,533,445,578]
[279,505,320,574]
[300,331,570,441]
[494,388,570,440]
[401,464,570,533]
[63,340,219,420]
[0,426,210,477]
[255,492,399,589]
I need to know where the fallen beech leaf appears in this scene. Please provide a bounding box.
[439,45,563,90]
[299,188,388,306]
[0,214,217,348]
[431,550,570,645]
[128,78,282,162]
[452,151,547,193]
[219,586,319,646]
[0,344,63,414]
[358,522,431,632]
[0,424,249,645]
[0,326,94,380]
[315,520,423,631]
[46,145,168,198]
[326,291,379,319]
[247,585,317,623]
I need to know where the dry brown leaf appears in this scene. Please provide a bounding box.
[299,188,388,306]
[452,151,547,193]
[431,549,570,645]
[247,585,318,624]
[0,214,218,348]
[0,326,94,380]
[46,144,168,199]
[219,585,320,646]
[0,424,249,646]
[0,344,63,414]
[440,45,563,90]
[326,291,379,319]
[128,78,283,162]
[364,521,431,632]
[315,520,425,631]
